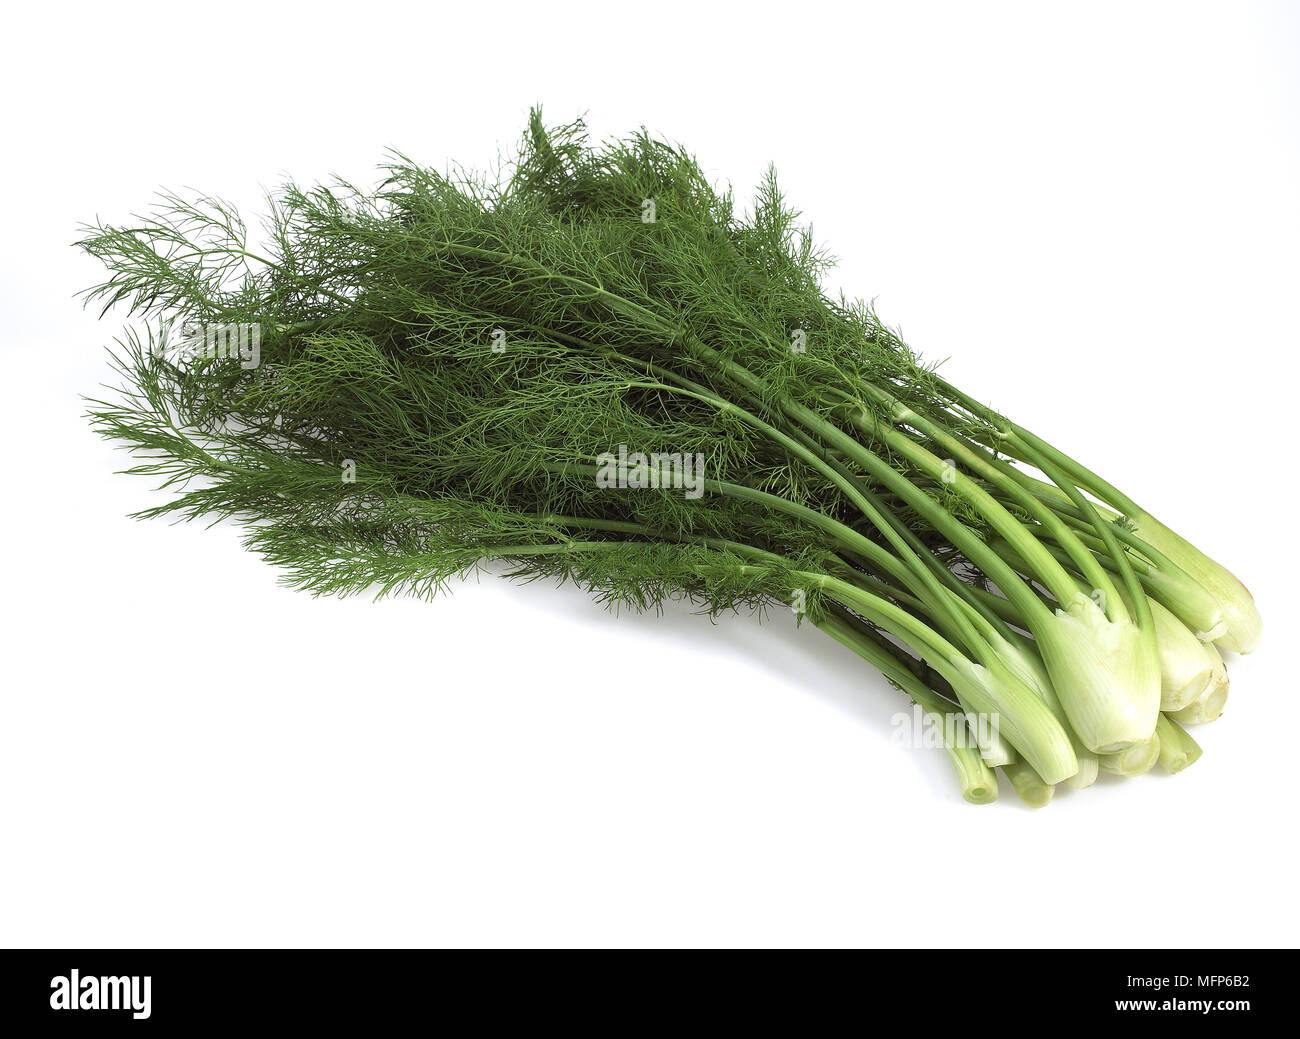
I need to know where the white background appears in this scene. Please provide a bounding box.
[1,0,1297,948]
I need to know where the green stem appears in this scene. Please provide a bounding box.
[851,380,1124,617]
[815,607,998,804]
[1001,759,1055,808]
[1155,714,1203,774]
[1006,436,1153,636]
[623,376,991,657]
[840,400,1095,614]
[929,374,1142,516]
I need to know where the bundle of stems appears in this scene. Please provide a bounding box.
[80,112,1260,805]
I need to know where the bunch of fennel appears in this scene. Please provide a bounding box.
[79,112,1259,806]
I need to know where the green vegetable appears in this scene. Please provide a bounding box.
[1155,714,1203,774]
[79,111,1259,806]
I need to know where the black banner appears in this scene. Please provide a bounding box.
[0,949,1285,1029]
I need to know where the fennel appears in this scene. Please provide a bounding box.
[79,111,1259,806]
